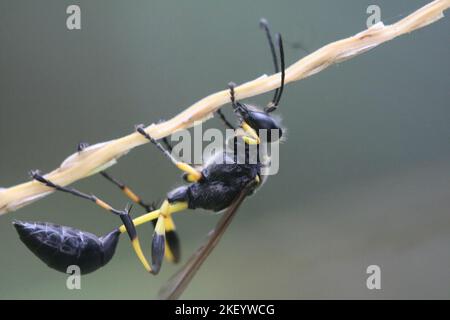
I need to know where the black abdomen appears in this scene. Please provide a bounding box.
[13,220,120,274]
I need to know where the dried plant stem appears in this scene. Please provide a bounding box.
[1,0,449,214]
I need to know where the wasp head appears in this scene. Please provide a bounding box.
[237,104,283,143]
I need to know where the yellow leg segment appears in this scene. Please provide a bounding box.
[131,237,152,273]
[118,201,187,233]
[176,162,202,182]
[119,209,160,233]
[243,136,260,145]
[242,121,261,145]
[95,198,113,211]
[118,200,188,272]
[122,186,141,204]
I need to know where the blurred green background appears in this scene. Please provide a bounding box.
[1,0,449,299]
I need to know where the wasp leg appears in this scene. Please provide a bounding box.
[82,137,181,263]
[99,171,155,212]
[241,122,261,145]
[227,83,260,145]
[161,136,173,153]
[228,81,243,112]
[151,214,166,274]
[99,170,181,263]
[30,170,125,216]
[216,108,236,130]
[118,209,158,274]
[136,124,202,182]
[154,119,174,152]
[150,200,183,272]
[118,200,187,273]
[77,142,157,213]
[118,200,188,231]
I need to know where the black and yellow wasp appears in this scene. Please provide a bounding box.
[12,18,286,298]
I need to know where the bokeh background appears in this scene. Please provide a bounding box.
[1,0,449,299]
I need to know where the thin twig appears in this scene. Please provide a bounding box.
[1,0,449,214]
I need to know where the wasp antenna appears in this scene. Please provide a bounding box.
[259,17,268,28]
[260,18,281,108]
[259,18,279,75]
[272,32,285,108]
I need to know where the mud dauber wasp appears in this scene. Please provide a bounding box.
[13,18,286,298]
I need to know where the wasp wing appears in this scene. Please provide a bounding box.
[158,180,256,300]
